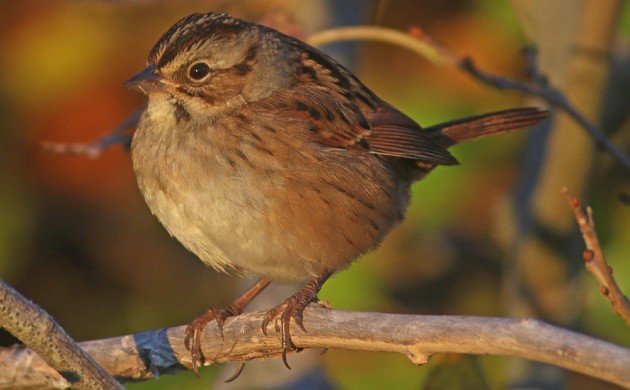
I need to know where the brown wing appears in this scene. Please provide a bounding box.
[364,104,459,165]
[290,42,458,166]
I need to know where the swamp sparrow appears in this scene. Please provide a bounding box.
[125,12,548,372]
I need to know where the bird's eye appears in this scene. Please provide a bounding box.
[188,62,210,81]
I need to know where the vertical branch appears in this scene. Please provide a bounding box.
[563,188,630,327]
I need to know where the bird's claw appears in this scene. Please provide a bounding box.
[261,290,317,369]
[184,307,236,375]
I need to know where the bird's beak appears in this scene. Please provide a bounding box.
[124,65,165,94]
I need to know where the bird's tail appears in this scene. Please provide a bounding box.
[426,107,549,148]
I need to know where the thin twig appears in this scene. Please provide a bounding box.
[0,279,122,389]
[457,55,630,170]
[40,110,139,158]
[563,188,630,327]
[0,305,628,388]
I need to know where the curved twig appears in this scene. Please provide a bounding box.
[307,26,446,65]
[0,305,628,388]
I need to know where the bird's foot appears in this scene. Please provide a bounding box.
[184,306,239,375]
[261,274,331,369]
[183,278,271,376]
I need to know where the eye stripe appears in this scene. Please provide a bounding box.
[233,62,252,75]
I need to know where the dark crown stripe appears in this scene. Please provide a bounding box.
[148,12,248,68]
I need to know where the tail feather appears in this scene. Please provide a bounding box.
[426,107,549,148]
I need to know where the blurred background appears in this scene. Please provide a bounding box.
[0,0,628,389]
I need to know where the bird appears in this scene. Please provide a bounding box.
[125,12,548,373]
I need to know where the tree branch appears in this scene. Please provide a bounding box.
[563,188,630,327]
[0,279,122,389]
[0,305,628,388]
